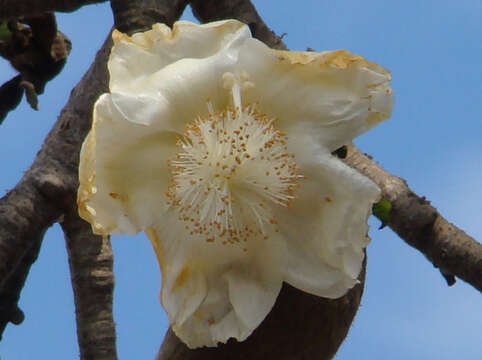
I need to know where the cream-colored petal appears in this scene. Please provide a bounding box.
[78,19,394,349]
[107,48,236,133]
[236,39,393,151]
[276,135,379,298]
[107,20,253,132]
[224,265,282,330]
[147,217,285,348]
[163,265,208,328]
[78,94,178,234]
[109,20,250,94]
[109,52,233,132]
[173,286,250,348]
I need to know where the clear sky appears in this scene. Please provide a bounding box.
[1,1,481,359]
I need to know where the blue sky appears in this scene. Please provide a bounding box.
[1,1,481,359]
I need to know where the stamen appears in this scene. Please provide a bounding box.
[166,72,302,246]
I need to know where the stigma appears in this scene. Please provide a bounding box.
[166,72,302,246]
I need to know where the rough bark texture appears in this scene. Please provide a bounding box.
[0,230,42,339]
[110,0,189,35]
[62,210,117,360]
[190,0,287,50]
[0,25,110,344]
[0,177,63,289]
[157,265,365,360]
[344,145,482,291]
[0,0,107,19]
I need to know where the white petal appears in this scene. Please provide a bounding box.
[236,39,393,151]
[109,53,233,131]
[78,20,394,349]
[107,20,253,132]
[78,94,178,234]
[225,265,282,330]
[146,217,284,348]
[163,265,208,328]
[277,135,379,298]
[109,20,250,94]
[173,286,249,348]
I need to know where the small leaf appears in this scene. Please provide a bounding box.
[372,197,392,229]
[0,22,12,42]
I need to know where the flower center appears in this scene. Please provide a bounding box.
[166,72,302,246]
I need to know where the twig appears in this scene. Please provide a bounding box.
[344,145,482,292]
[0,232,41,339]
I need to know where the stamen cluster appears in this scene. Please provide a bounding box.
[166,105,301,247]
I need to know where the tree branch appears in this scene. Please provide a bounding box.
[190,0,287,50]
[0,230,42,339]
[110,0,189,35]
[62,209,117,360]
[0,0,106,19]
[344,145,482,291]
[0,24,110,340]
[0,23,109,291]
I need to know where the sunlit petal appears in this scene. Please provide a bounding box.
[78,19,393,348]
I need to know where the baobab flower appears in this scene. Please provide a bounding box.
[78,20,393,348]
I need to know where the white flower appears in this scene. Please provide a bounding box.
[78,20,393,348]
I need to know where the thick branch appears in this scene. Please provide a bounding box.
[157,1,481,359]
[0,182,62,291]
[62,210,117,360]
[0,27,108,291]
[190,0,287,50]
[0,230,42,339]
[110,0,189,35]
[0,0,106,19]
[0,25,110,340]
[344,145,482,291]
